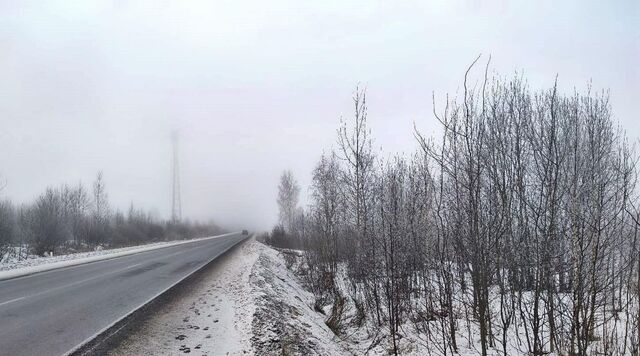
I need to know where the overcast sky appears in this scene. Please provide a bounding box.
[0,0,638,230]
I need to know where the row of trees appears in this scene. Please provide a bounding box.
[0,172,222,259]
[287,66,639,355]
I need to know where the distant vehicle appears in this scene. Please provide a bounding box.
[242,230,249,235]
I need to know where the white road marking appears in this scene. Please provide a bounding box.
[0,296,25,307]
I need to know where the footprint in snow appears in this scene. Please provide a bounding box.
[179,345,191,353]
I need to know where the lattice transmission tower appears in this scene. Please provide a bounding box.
[171,131,182,222]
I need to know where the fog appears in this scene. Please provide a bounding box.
[0,0,637,230]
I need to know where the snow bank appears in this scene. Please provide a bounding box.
[0,232,237,281]
[249,244,349,355]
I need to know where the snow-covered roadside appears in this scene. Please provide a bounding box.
[249,244,350,355]
[277,257,639,356]
[0,232,237,280]
[107,239,349,356]
[44,236,635,355]
[108,238,259,355]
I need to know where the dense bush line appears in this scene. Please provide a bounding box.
[275,65,640,355]
[0,172,222,259]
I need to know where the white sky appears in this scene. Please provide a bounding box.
[0,0,638,230]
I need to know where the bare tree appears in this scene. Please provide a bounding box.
[337,86,383,324]
[295,67,639,356]
[89,171,110,245]
[26,187,68,256]
[60,183,90,245]
[308,153,344,272]
[0,200,15,259]
[277,169,300,235]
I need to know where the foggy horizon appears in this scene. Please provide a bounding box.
[1,0,638,231]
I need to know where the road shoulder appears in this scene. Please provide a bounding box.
[107,239,348,356]
[107,238,259,355]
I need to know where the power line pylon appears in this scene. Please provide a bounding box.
[171,131,182,223]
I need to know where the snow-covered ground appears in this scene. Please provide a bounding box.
[23,237,631,355]
[0,233,236,279]
[108,239,349,355]
[260,249,638,356]
[249,244,350,355]
[109,238,259,355]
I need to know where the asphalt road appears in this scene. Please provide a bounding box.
[0,232,247,356]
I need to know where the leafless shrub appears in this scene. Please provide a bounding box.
[285,64,639,355]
